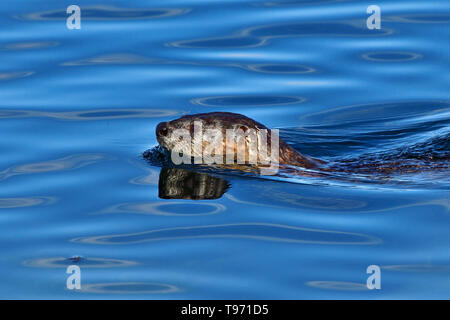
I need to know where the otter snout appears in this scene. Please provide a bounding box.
[156,122,169,138]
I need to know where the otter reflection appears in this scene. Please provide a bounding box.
[158,168,229,200]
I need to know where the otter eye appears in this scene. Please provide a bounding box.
[156,122,169,137]
[239,126,248,132]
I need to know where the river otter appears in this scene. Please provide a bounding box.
[152,112,448,177]
[155,112,323,171]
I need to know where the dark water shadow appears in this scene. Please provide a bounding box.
[142,148,230,200]
[158,168,229,200]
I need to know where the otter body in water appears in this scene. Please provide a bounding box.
[155,112,322,171]
[150,111,448,177]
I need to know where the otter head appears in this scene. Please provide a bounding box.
[156,112,273,163]
[155,119,189,154]
[155,112,319,171]
[156,114,212,156]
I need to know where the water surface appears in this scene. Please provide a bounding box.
[1,0,449,299]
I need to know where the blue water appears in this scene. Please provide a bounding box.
[1,0,449,299]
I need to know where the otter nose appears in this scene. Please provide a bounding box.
[156,122,168,137]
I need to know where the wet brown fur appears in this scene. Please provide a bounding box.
[157,112,323,169]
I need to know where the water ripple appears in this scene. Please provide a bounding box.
[245,64,316,74]
[0,108,181,120]
[0,196,56,208]
[254,0,350,7]
[247,21,390,38]
[98,201,226,216]
[386,13,450,24]
[300,101,450,126]
[306,281,368,291]
[62,53,317,75]
[18,6,190,21]
[170,36,266,49]
[0,71,34,81]
[362,51,422,62]
[383,264,450,273]
[129,170,160,186]
[0,154,109,182]
[169,21,391,48]
[0,41,59,51]
[191,95,305,107]
[79,282,180,294]
[71,223,380,245]
[61,54,159,66]
[260,190,366,210]
[23,257,138,269]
